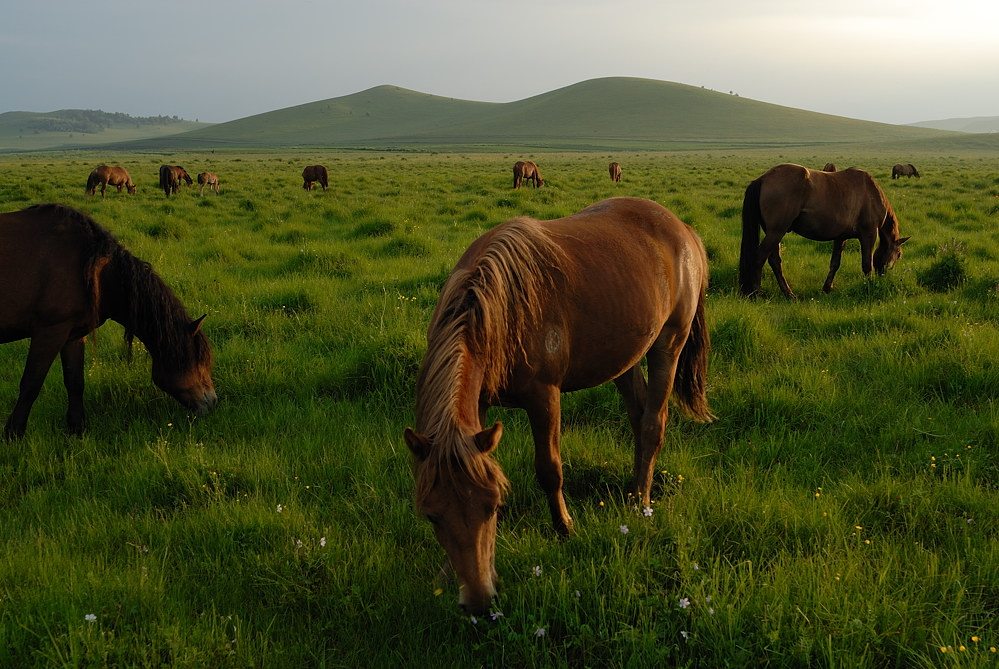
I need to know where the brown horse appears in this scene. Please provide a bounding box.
[159,165,193,196]
[892,163,920,179]
[822,163,837,172]
[0,204,217,438]
[739,163,909,299]
[197,172,220,195]
[85,165,136,197]
[609,161,622,182]
[512,160,543,188]
[302,165,329,191]
[404,197,713,615]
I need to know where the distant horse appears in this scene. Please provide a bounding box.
[512,160,543,188]
[822,163,837,172]
[197,172,220,195]
[404,197,713,615]
[609,161,622,182]
[85,165,136,197]
[739,163,909,299]
[892,163,920,179]
[0,204,217,438]
[302,165,329,191]
[159,165,193,196]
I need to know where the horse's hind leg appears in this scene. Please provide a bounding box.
[766,243,797,300]
[613,365,648,455]
[524,385,573,536]
[823,239,847,293]
[61,338,86,435]
[3,329,69,439]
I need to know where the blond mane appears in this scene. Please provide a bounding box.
[414,218,569,497]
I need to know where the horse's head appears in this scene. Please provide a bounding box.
[405,422,507,616]
[126,182,137,194]
[874,235,910,275]
[151,315,217,414]
[182,170,194,185]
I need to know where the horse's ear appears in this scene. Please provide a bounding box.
[188,314,207,335]
[898,236,911,245]
[405,428,431,461]
[474,422,503,455]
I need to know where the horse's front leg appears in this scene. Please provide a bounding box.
[3,328,70,439]
[61,337,87,435]
[524,386,573,536]
[859,231,877,277]
[823,239,847,293]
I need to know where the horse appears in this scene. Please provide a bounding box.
[822,163,837,172]
[892,163,920,179]
[0,204,217,438]
[159,165,193,196]
[302,165,329,191]
[609,161,622,182]
[85,165,136,197]
[739,163,910,299]
[197,172,220,195]
[512,160,543,189]
[404,196,713,615]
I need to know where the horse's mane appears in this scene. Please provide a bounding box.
[414,217,569,497]
[28,204,210,370]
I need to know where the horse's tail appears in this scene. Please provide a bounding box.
[85,171,98,195]
[674,280,714,422]
[158,165,169,194]
[738,177,763,296]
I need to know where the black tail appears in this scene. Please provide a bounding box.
[674,285,714,422]
[739,178,763,296]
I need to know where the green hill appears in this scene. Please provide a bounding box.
[0,109,210,152]
[910,116,999,133]
[122,77,951,151]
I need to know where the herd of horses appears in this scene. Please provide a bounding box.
[5,157,916,616]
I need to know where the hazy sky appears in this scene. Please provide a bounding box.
[3,1,997,125]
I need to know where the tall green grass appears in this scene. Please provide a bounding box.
[0,150,996,667]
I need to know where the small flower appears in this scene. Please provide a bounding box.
[989,646,997,653]
[294,539,303,549]
[971,636,980,643]
[489,610,504,621]
[679,597,691,609]
[940,646,948,654]
[532,565,542,577]
[708,607,715,615]
[574,590,581,599]
[642,506,653,517]
[470,616,478,625]
[84,613,97,623]
[535,627,546,638]
[681,630,690,641]
[619,525,629,534]
[959,645,967,652]
[692,562,700,571]
[276,504,284,513]
[320,537,327,547]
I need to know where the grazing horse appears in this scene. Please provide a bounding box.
[85,165,136,197]
[0,204,217,438]
[609,161,622,182]
[197,172,220,195]
[302,165,329,191]
[512,160,543,188]
[822,163,837,172]
[892,163,920,179]
[404,197,713,615]
[159,165,193,197]
[739,163,909,299]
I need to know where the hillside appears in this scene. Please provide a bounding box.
[0,109,210,152]
[122,77,950,151]
[910,116,999,133]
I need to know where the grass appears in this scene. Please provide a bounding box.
[0,149,997,667]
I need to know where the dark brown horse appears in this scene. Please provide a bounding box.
[159,165,193,196]
[85,165,136,197]
[892,163,920,179]
[512,160,543,188]
[609,161,622,182]
[302,165,329,191]
[404,197,713,615]
[739,164,909,299]
[197,172,220,195]
[822,163,837,172]
[0,204,217,438]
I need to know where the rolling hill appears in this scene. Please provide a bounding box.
[120,77,953,152]
[909,116,999,134]
[0,109,210,152]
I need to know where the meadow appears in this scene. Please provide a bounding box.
[0,149,997,667]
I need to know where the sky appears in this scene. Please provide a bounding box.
[2,0,997,125]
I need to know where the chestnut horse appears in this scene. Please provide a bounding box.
[0,204,217,438]
[739,163,909,299]
[302,165,329,191]
[512,160,543,188]
[609,161,622,182]
[85,165,136,197]
[159,165,193,196]
[197,172,220,195]
[822,163,837,172]
[892,163,920,179]
[404,197,713,615]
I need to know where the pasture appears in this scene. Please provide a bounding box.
[0,150,997,667]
